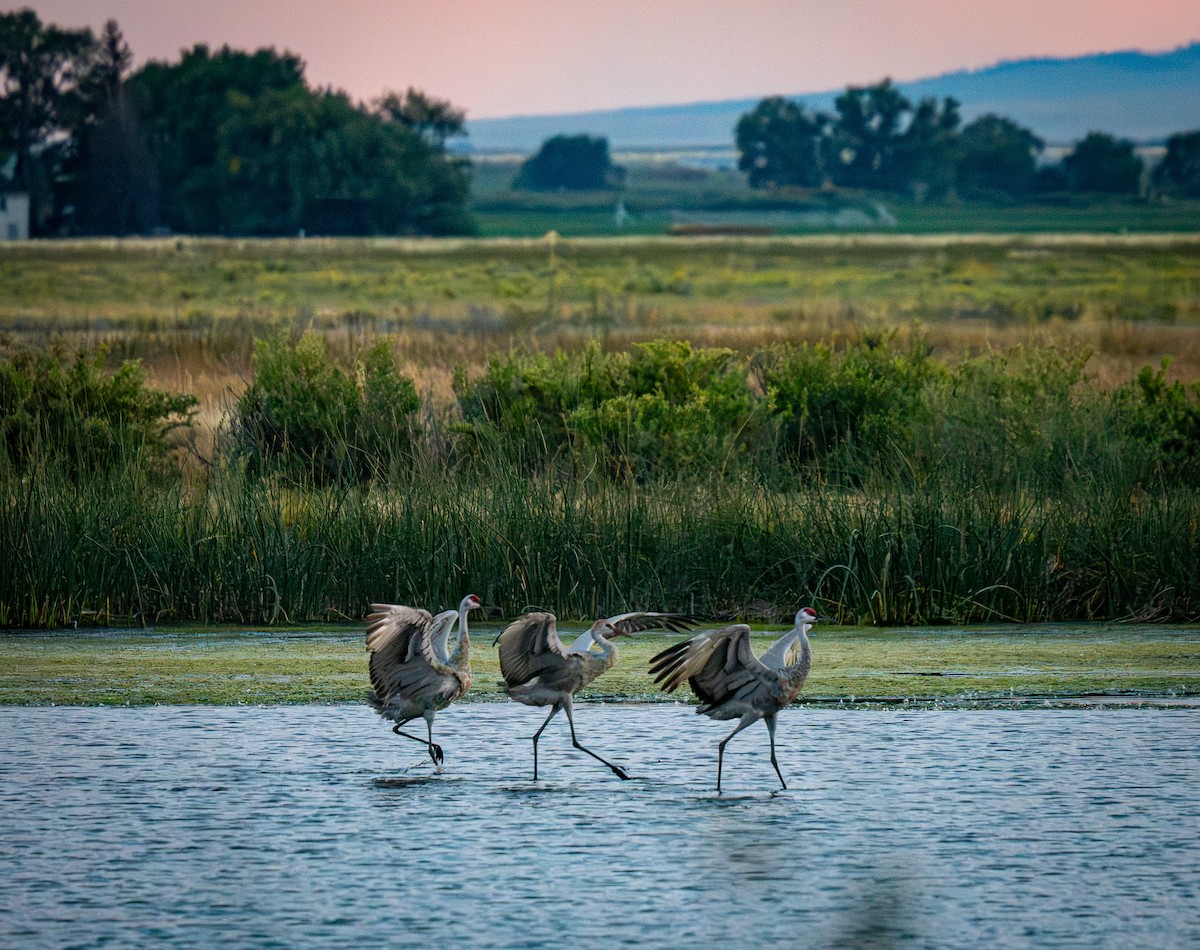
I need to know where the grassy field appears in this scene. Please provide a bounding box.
[470,158,1200,238]
[3,234,1200,417]
[3,624,1197,706]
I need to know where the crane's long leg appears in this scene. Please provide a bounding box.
[716,713,760,793]
[424,709,444,773]
[563,698,631,781]
[530,705,560,781]
[391,716,444,767]
[765,713,786,790]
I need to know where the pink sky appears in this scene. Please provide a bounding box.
[19,0,1200,118]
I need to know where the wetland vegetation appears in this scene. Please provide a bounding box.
[2,236,1200,634]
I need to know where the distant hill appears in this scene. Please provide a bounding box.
[465,44,1200,153]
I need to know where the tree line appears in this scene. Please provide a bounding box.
[0,9,472,236]
[733,79,1200,201]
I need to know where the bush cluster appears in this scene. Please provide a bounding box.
[7,334,1200,494]
[229,333,420,483]
[0,341,196,477]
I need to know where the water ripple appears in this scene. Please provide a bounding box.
[1,705,1198,948]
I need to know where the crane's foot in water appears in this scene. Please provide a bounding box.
[429,743,444,765]
[611,764,632,780]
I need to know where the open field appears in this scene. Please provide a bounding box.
[470,158,1200,237]
[3,625,1197,705]
[3,234,1200,415]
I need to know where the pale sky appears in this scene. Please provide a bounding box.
[16,0,1200,118]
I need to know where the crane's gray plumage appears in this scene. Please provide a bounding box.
[366,594,481,770]
[649,607,818,791]
[495,610,697,780]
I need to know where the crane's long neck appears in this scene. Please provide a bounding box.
[761,623,812,676]
[790,623,812,681]
[578,627,619,689]
[450,603,471,669]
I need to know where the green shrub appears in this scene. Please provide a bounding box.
[751,332,942,481]
[454,340,767,477]
[231,333,420,483]
[0,341,196,477]
[1115,360,1200,484]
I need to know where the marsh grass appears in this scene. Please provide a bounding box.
[3,236,1200,629]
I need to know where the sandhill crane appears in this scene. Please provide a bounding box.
[649,607,819,791]
[495,611,697,781]
[365,594,482,771]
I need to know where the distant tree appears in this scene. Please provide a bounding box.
[1062,131,1143,194]
[956,114,1043,196]
[73,20,159,234]
[735,96,829,188]
[215,86,471,236]
[128,45,471,235]
[373,87,465,149]
[1153,129,1200,198]
[893,96,961,201]
[828,79,911,191]
[0,9,94,233]
[513,134,623,190]
[127,44,309,232]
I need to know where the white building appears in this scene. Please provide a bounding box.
[0,191,30,240]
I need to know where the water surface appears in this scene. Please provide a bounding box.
[2,704,1198,947]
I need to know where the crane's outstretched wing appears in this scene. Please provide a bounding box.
[365,603,454,704]
[649,624,775,712]
[495,612,577,689]
[605,611,700,636]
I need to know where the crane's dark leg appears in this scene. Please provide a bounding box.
[716,714,759,793]
[563,698,631,780]
[530,705,560,781]
[424,710,444,772]
[391,716,444,767]
[765,713,786,790]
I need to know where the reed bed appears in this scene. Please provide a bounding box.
[3,456,1197,629]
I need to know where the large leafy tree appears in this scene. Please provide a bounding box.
[1153,129,1200,198]
[72,20,158,234]
[0,8,94,233]
[513,134,623,190]
[735,96,829,188]
[892,96,961,201]
[1062,131,1144,195]
[956,114,1043,196]
[127,44,471,235]
[127,44,308,233]
[828,79,912,191]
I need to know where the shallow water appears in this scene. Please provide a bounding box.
[2,704,1198,948]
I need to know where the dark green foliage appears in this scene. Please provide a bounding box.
[1116,360,1200,483]
[1063,132,1144,195]
[829,79,913,191]
[735,97,829,188]
[0,340,196,476]
[454,341,765,477]
[957,114,1043,196]
[568,341,766,478]
[514,135,624,191]
[128,45,472,236]
[752,333,942,479]
[231,333,420,483]
[1153,129,1200,198]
